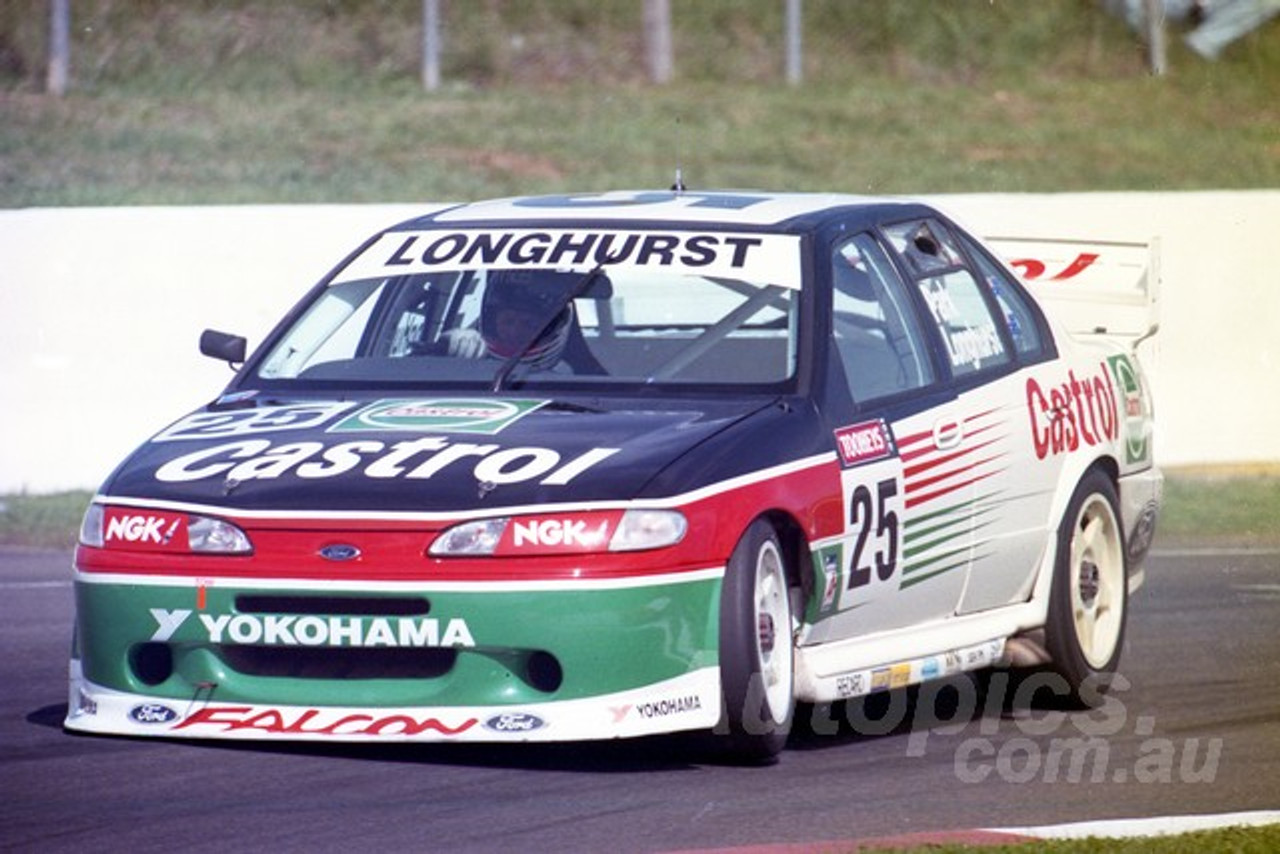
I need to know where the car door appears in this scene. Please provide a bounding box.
[881,218,1059,615]
[950,232,1063,613]
[805,228,975,643]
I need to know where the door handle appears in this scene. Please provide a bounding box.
[932,417,964,451]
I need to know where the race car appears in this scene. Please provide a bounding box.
[66,190,1162,762]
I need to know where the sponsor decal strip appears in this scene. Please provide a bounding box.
[894,409,1011,586]
[334,228,804,290]
[827,638,1006,700]
[898,428,1009,511]
[66,667,723,743]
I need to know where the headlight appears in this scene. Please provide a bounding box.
[186,515,253,554]
[428,509,687,557]
[88,505,253,554]
[609,509,687,552]
[79,503,105,547]
[428,518,509,556]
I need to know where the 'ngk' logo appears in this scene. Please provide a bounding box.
[105,512,182,547]
[510,518,610,550]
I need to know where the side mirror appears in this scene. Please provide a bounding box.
[200,329,247,366]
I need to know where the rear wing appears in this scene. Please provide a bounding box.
[984,236,1160,349]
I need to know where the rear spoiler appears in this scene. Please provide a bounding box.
[984,236,1160,349]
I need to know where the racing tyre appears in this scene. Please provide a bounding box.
[716,519,796,763]
[1045,469,1127,706]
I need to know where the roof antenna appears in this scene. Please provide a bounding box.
[670,117,686,193]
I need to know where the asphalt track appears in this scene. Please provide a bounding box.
[3,542,1278,853]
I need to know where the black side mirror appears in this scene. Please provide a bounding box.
[200,329,247,366]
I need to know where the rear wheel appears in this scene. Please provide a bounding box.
[716,519,796,763]
[1045,469,1127,704]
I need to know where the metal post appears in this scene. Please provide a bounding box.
[644,0,673,84]
[785,0,802,85]
[1143,0,1167,76]
[47,0,70,96]
[422,0,440,91]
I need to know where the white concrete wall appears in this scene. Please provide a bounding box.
[936,191,1280,479]
[2,193,1277,494]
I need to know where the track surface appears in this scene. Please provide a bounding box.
[3,543,1278,853]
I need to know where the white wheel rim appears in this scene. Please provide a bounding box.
[1069,494,1124,668]
[753,539,793,723]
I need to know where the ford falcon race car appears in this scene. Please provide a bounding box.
[67,190,1162,762]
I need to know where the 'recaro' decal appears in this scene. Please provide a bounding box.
[331,398,547,435]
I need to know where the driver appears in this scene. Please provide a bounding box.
[445,271,574,372]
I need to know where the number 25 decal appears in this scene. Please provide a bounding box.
[847,477,900,590]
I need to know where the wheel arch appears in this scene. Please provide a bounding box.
[759,508,810,596]
[1042,461,1129,697]
[1027,453,1124,617]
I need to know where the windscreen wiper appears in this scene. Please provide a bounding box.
[490,264,609,392]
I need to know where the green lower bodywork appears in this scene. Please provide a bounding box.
[74,575,723,708]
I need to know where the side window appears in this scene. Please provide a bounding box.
[965,239,1046,359]
[831,234,935,403]
[883,219,1012,379]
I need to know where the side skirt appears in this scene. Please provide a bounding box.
[794,602,1045,704]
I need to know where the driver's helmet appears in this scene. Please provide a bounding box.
[479,270,575,371]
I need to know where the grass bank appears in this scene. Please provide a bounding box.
[3,1,1279,205]
[892,822,1280,853]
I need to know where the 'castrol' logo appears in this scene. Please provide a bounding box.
[1026,362,1119,460]
[154,437,619,488]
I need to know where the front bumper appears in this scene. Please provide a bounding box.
[66,569,724,742]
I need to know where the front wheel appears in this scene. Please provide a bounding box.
[1044,469,1128,705]
[716,519,797,763]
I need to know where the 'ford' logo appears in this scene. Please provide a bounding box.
[319,544,361,562]
[129,703,179,725]
[484,713,546,733]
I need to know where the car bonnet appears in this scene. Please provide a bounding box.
[97,395,781,514]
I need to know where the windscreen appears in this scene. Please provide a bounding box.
[255,227,803,390]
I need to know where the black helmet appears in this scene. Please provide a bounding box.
[479,270,576,371]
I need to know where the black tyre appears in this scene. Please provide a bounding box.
[1044,468,1128,705]
[716,519,796,763]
